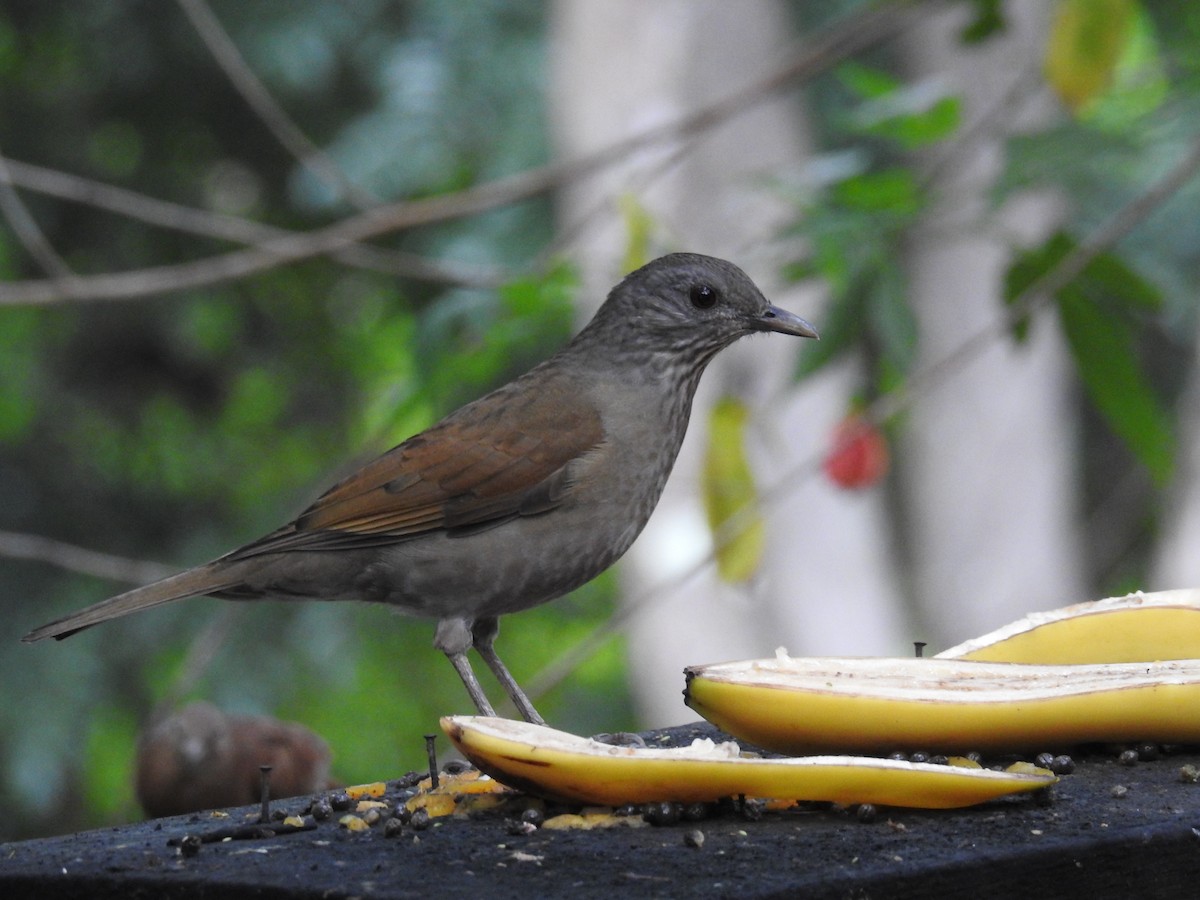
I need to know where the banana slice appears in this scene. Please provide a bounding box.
[685,655,1200,754]
[441,715,1055,809]
[937,589,1200,663]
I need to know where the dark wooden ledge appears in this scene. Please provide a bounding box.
[3,723,1199,899]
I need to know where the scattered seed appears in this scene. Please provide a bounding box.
[1034,752,1055,769]
[1137,743,1160,762]
[856,804,877,824]
[383,817,405,838]
[1119,749,1139,767]
[328,791,352,812]
[682,802,711,822]
[409,808,432,831]
[309,799,330,820]
[1111,784,1129,798]
[739,798,766,822]
[683,829,705,848]
[1179,764,1200,784]
[520,808,544,828]
[1049,755,1075,775]
[643,801,682,826]
[177,834,201,859]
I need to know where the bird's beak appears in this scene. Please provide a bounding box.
[756,305,819,339]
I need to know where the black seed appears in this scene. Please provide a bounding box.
[409,808,431,831]
[1119,749,1139,766]
[1034,752,1055,769]
[310,800,332,821]
[682,802,710,822]
[520,808,544,828]
[683,829,705,848]
[643,801,682,826]
[1137,743,1160,762]
[856,804,877,823]
[178,834,201,859]
[383,817,405,838]
[740,798,766,822]
[1050,755,1075,775]
[329,791,352,811]
[929,755,949,766]
[909,751,930,764]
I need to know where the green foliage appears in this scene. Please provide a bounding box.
[0,1,625,842]
[1005,232,1174,484]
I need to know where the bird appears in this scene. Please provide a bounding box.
[23,253,817,724]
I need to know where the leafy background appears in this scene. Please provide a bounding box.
[2,0,1198,839]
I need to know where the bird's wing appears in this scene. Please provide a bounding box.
[230,376,605,556]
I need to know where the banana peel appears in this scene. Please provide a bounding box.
[441,715,1055,809]
[937,589,1200,663]
[685,654,1200,754]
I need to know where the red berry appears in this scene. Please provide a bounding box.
[824,415,889,489]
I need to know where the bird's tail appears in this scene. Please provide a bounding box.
[22,563,239,642]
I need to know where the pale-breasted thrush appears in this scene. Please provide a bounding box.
[24,253,817,723]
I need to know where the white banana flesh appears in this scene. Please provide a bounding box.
[441,715,1055,809]
[684,654,1200,754]
[938,588,1200,663]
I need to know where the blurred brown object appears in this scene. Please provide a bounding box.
[134,701,332,818]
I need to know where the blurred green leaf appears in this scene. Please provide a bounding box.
[1006,231,1172,483]
[1058,287,1174,484]
[1045,0,1138,112]
[619,193,655,274]
[702,397,765,583]
[960,0,1007,43]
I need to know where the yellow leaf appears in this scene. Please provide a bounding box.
[1045,0,1137,112]
[618,194,655,274]
[702,397,764,582]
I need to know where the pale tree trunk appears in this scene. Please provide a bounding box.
[550,0,905,726]
[895,0,1087,650]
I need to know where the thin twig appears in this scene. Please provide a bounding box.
[0,0,931,306]
[1,157,504,288]
[0,145,73,278]
[176,0,379,210]
[0,529,175,584]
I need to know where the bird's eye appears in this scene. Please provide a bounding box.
[690,283,718,309]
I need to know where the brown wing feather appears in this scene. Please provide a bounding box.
[234,372,604,556]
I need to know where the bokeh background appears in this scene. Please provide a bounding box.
[3,0,1198,839]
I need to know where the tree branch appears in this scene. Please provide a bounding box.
[0,530,175,585]
[0,0,932,306]
[176,0,379,211]
[0,157,505,288]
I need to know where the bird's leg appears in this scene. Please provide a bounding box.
[434,618,497,717]
[472,617,545,725]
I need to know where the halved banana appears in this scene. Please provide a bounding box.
[937,589,1200,663]
[441,715,1055,809]
[685,654,1200,754]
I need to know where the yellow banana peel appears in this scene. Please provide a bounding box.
[685,654,1200,754]
[937,589,1200,663]
[441,715,1054,809]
